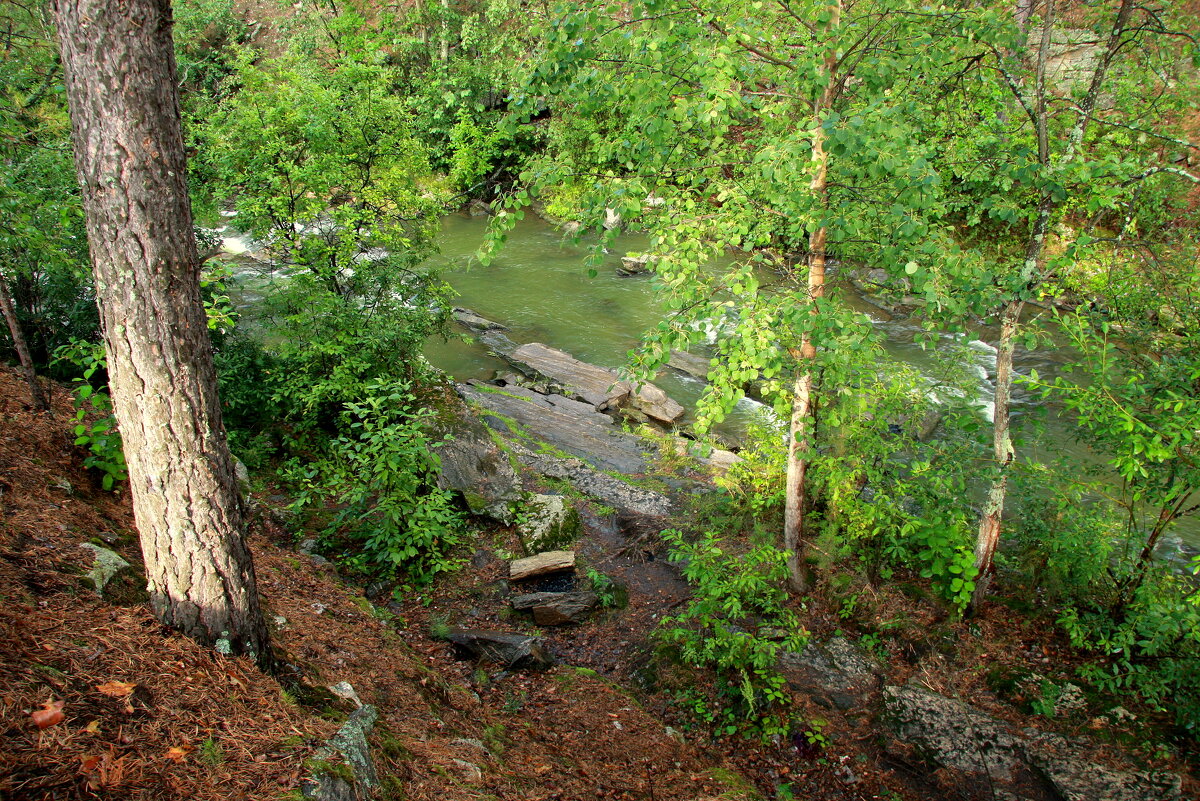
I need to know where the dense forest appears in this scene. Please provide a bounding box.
[1,0,1199,799]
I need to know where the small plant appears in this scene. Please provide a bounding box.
[200,737,224,766]
[585,567,622,608]
[53,340,127,490]
[801,718,829,750]
[1029,679,1062,719]
[859,632,887,661]
[426,613,452,641]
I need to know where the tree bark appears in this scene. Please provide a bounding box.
[53,0,271,668]
[0,267,50,411]
[970,0,1135,613]
[782,0,841,593]
[970,298,1023,608]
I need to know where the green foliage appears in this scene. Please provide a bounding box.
[658,529,806,740]
[53,340,126,491]
[286,381,463,584]
[584,567,623,609]
[0,3,96,371]
[1060,574,1200,735]
[173,0,249,103]
[808,349,985,609]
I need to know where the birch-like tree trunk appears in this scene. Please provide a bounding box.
[782,0,842,593]
[970,0,1135,612]
[53,0,271,668]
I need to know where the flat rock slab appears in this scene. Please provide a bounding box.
[1025,735,1182,801]
[510,591,599,625]
[446,629,553,669]
[460,384,652,474]
[665,350,712,380]
[509,550,575,581]
[506,342,685,424]
[509,443,672,517]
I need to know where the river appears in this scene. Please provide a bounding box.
[224,211,1200,564]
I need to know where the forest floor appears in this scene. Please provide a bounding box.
[1,365,1195,800]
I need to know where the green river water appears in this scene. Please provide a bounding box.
[224,211,1200,563]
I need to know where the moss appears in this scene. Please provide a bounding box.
[378,776,408,800]
[704,766,763,800]
[376,729,412,761]
[304,757,356,786]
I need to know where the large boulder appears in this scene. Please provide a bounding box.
[517,494,581,552]
[882,684,1026,781]
[434,398,521,522]
[1024,734,1182,801]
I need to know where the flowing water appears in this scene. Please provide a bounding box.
[224,211,1200,563]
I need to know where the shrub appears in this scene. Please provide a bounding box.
[657,529,807,740]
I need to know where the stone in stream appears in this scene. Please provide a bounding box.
[664,350,712,381]
[510,591,599,625]
[446,629,554,669]
[504,342,685,425]
[458,383,652,475]
[617,253,654,276]
[509,550,575,581]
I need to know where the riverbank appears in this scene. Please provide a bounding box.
[3,365,1195,800]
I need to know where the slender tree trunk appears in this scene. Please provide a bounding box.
[970,298,1023,608]
[53,0,271,669]
[782,1,841,593]
[0,268,50,411]
[440,0,450,63]
[970,0,1135,613]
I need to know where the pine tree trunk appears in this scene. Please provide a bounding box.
[0,268,50,411]
[53,0,271,668]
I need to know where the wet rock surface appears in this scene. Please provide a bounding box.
[511,591,599,625]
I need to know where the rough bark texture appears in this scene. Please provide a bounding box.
[53,0,270,667]
[0,268,50,410]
